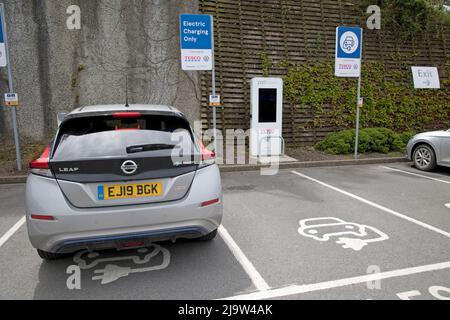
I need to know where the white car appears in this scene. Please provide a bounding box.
[407,129,450,171]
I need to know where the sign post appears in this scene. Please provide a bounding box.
[335,26,363,159]
[179,14,218,153]
[355,76,361,160]
[0,3,21,170]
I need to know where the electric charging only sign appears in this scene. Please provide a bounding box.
[0,12,7,67]
[335,26,363,77]
[179,14,213,71]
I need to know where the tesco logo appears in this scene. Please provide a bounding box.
[184,56,201,62]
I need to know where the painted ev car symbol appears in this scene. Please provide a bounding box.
[298,217,389,251]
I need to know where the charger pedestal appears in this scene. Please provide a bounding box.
[250,77,285,160]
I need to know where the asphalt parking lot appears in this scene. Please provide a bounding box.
[1,162,450,300]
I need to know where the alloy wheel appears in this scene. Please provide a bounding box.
[414,147,432,169]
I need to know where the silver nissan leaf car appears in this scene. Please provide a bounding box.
[26,104,223,260]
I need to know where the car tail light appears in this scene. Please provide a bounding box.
[31,214,55,221]
[200,198,220,207]
[30,145,54,177]
[199,142,216,167]
[113,112,141,119]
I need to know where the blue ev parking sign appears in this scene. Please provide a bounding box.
[335,26,363,77]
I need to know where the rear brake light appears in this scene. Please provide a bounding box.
[30,145,54,177]
[113,112,141,119]
[31,214,55,221]
[198,142,216,168]
[30,145,50,169]
[201,142,216,161]
[200,198,220,207]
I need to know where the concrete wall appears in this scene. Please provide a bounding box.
[0,0,201,143]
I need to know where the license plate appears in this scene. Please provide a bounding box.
[97,182,163,200]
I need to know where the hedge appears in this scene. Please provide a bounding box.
[315,128,415,154]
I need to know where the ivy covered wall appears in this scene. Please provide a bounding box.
[283,59,450,133]
[200,0,450,146]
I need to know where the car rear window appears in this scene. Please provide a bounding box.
[52,114,196,161]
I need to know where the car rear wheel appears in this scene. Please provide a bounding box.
[196,229,218,241]
[37,249,67,260]
[413,144,437,171]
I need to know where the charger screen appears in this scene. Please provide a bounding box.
[258,89,277,123]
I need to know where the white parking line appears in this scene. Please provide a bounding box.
[291,171,450,239]
[220,260,450,300]
[218,225,270,291]
[0,216,25,248]
[381,166,450,185]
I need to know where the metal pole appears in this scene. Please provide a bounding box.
[354,75,361,160]
[354,27,363,160]
[210,15,217,154]
[1,3,21,170]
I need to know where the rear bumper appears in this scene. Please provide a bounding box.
[25,165,223,253]
[52,226,211,254]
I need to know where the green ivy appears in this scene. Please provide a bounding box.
[260,53,271,77]
[283,58,450,133]
[359,0,450,35]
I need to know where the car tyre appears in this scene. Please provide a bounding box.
[413,144,437,171]
[196,229,218,241]
[37,249,66,260]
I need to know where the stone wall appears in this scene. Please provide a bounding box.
[0,0,201,143]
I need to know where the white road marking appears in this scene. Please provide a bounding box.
[221,260,450,300]
[381,166,450,185]
[298,217,389,251]
[76,245,172,285]
[291,171,450,239]
[445,203,450,209]
[0,216,25,248]
[218,225,270,291]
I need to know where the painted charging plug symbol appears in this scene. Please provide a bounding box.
[298,217,389,251]
[73,244,170,284]
[93,264,132,284]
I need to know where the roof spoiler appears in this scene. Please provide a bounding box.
[57,112,68,127]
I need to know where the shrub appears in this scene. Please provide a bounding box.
[397,131,416,148]
[315,128,414,154]
[315,130,354,154]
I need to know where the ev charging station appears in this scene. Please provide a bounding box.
[250,77,284,158]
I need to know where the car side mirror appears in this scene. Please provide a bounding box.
[57,112,68,126]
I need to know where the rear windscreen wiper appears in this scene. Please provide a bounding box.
[126,144,179,154]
